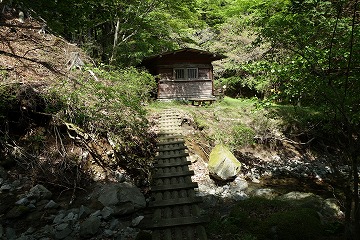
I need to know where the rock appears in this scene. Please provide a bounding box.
[132,216,144,227]
[98,187,119,206]
[101,206,114,220]
[44,200,59,209]
[251,188,278,199]
[55,223,69,231]
[12,179,21,188]
[37,199,50,208]
[42,224,55,236]
[63,212,78,223]
[97,182,146,212]
[112,202,136,216]
[25,227,36,234]
[278,191,323,209]
[6,227,16,240]
[0,184,12,192]
[109,219,120,230]
[114,171,126,183]
[104,229,114,237]
[0,166,7,179]
[90,210,101,218]
[229,192,248,201]
[27,184,52,200]
[278,191,318,201]
[78,205,91,219]
[208,145,241,181]
[28,203,36,209]
[323,198,344,218]
[0,178,3,185]
[231,177,248,191]
[6,205,30,219]
[15,197,29,205]
[54,223,72,240]
[53,213,65,224]
[79,216,101,237]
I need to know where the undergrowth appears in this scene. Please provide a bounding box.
[0,66,156,191]
[206,197,343,240]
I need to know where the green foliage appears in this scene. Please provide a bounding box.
[231,123,255,147]
[53,66,155,152]
[194,115,209,131]
[207,197,329,240]
[15,0,201,66]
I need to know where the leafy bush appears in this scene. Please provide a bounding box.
[53,66,155,133]
[51,66,156,171]
[231,123,255,147]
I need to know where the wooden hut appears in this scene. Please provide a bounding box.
[141,48,225,100]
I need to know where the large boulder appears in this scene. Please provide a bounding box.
[26,184,52,200]
[208,145,241,181]
[79,215,101,238]
[96,182,146,215]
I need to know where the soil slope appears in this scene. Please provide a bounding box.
[1,10,89,84]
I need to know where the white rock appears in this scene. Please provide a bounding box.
[132,216,144,226]
[252,188,278,199]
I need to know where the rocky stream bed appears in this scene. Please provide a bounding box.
[0,143,346,240]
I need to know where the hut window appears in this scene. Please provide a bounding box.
[187,68,198,79]
[174,68,198,80]
[175,69,185,79]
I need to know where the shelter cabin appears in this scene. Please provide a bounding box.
[141,48,225,100]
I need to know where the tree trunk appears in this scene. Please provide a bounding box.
[110,18,120,64]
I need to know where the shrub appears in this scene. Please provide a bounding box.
[51,66,157,174]
[231,123,255,147]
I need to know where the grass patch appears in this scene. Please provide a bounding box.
[147,97,282,150]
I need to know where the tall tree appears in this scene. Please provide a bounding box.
[14,0,200,66]
[248,1,360,238]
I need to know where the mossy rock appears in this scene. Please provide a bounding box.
[208,144,241,180]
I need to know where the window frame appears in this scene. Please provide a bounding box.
[174,67,198,80]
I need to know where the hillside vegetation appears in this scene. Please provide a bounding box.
[0,11,156,189]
